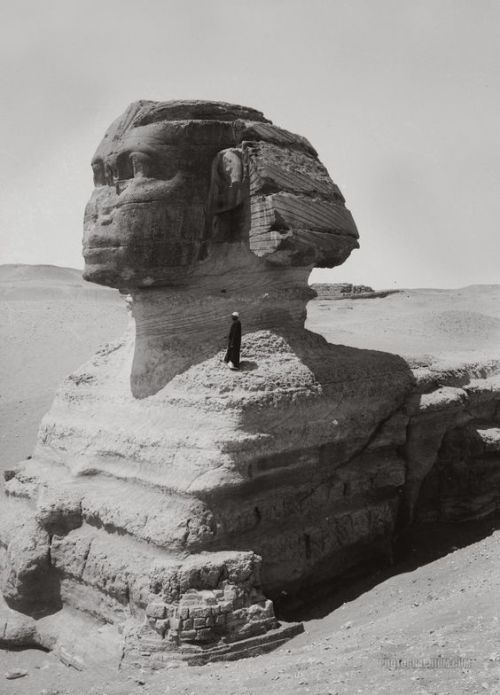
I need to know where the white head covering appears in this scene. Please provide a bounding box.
[232,311,239,318]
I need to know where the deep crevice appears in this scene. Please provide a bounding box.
[275,509,500,622]
[0,642,51,654]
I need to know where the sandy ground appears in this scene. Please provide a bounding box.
[1,266,500,694]
[0,266,126,466]
[306,284,500,369]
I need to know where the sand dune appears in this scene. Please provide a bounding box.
[307,284,500,368]
[0,264,85,284]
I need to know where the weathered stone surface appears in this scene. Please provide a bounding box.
[2,100,500,670]
[414,381,500,523]
[2,516,56,615]
[0,594,40,649]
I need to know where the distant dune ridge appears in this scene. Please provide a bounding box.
[0,264,118,300]
[0,264,85,284]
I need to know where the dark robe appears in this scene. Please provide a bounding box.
[224,318,241,368]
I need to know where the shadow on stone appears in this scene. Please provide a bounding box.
[276,510,500,622]
[239,360,258,371]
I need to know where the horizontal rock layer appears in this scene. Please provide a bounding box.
[2,310,499,667]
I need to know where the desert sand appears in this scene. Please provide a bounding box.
[307,284,500,368]
[1,265,500,694]
[0,265,126,466]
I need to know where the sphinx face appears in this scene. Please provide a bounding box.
[83,101,360,289]
[83,122,220,289]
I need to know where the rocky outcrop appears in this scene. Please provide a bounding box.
[1,100,499,670]
[411,372,500,523]
[312,282,373,298]
[311,283,400,300]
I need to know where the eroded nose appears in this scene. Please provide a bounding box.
[100,212,114,225]
[98,197,115,225]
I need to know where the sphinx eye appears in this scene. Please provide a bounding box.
[116,151,134,180]
[130,152,152,178]
[91,160,105,186]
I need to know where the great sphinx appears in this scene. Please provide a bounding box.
[0,101,415,667]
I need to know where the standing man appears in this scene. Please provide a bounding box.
[224,312,241,370]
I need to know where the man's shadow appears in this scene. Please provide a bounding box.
[237,360,258,371]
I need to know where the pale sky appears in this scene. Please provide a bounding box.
[1,0,499,288]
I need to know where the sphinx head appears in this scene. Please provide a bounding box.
[83,100,359,290]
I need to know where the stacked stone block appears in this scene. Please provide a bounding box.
[144,585,277,646]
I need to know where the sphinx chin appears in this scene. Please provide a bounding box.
[82,249,140,289]
[82,263,114,287]
[83,257,198,291]
[82,264,150,290]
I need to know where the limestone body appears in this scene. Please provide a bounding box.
[1,101,499,669]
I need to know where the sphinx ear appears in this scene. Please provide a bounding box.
[208,148,246,214]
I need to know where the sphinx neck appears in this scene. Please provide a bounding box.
[128,267,315,398]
